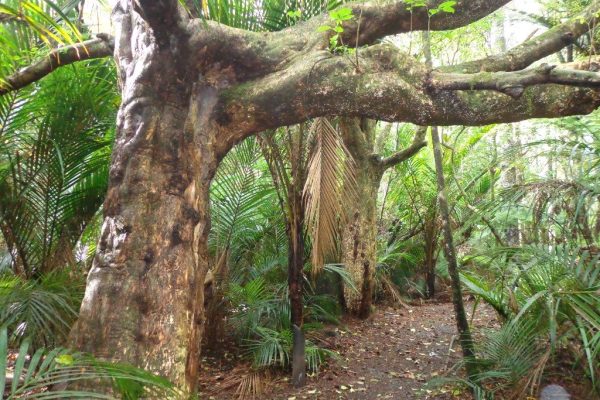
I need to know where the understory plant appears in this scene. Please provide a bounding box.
[0,327,181,399]
[227,271,340,373]
[457,245,600,398]
[0,269,83,349]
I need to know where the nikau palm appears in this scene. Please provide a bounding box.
[4,0,600,396]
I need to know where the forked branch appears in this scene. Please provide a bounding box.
[446,0,600,73]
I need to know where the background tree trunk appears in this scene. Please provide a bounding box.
[340,119,382,318]
[430,126,476,377]
[341,166,381,318]
[288,196,306,386]
[423,217,439,299]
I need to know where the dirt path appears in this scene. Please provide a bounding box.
[200,301,497,399]
[267,302,493,400]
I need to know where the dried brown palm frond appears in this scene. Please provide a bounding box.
[512,345,551,400]
[303,118,356,274]
[377,272,410,308]
[234,369,271,400]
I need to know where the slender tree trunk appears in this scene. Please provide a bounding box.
[422,30,439,301]
[259,128,308,386]
[288,195,306,386]
[506,125,522,246]
[430,126,476,377]
[70,3,220,393]
[423,218,438,299]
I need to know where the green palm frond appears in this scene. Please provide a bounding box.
[0,59,117,277]
[464,244,600,392]
[210,137,276,257]
[0,270,82,348]
[460,272,509,319]
[192,0,340,32]
[245,326,292,368]
[0,0,87,93]
[0,327,181,399]
[470,318,546,397]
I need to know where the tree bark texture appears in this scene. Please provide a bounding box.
[340,160,382,318]
[70,2,220,392]
[339,119,381,318]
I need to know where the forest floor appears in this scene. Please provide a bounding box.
[199,300,492,400]
[199,300,595,400]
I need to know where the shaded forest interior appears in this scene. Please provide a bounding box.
[1,0,600,399]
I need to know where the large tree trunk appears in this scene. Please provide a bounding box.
[70,2,220,393]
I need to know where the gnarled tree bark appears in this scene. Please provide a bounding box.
[69,1,219,392]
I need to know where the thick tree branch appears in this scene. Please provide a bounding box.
[272,0,510,55]
[341,0,511,46]
[380,127,427,169]
[0,35,114,95]
[446,0,600,73]
[218,44,600,145]
[432,63,600,98]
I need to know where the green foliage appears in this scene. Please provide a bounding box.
[403,0,457,17]
[192,0,341,32]
[0,270,83,348]
[226,275,339,372]
[460,246,600,395]
[0,0,117,277]
[0,59,117,277]
[318,7,354,53]
[244,325,335,372]
[0,327,181,399]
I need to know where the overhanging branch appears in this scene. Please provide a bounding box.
[0,35,114,96]
[218,44,600,140]
[341,0,511,46]
[264,0,511,62]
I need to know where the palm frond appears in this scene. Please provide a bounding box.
[1,327,181,399]
[0,60,117,277]
[303,118,356,273]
